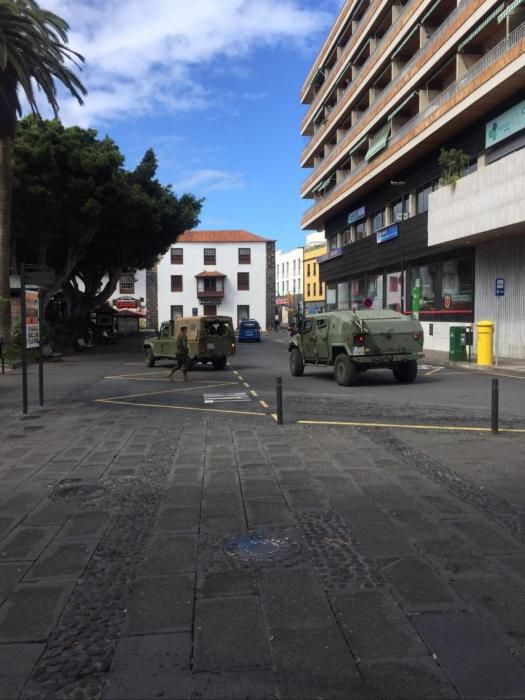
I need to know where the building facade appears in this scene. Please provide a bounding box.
[275,245,304,324]
[303,233,327,314]
[300,0,525,358]
[155,230,275,330]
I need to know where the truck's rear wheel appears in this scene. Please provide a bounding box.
[290,348,304,376]
[145,348,155,367]
[334,354,357,386]
[393,359,418,383]
[212,356,227,370]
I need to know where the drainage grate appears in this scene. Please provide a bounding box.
[223,534,301,563]
[50,478,106,502]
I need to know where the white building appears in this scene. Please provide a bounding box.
[154,229,275,329]
[275,246,303,300]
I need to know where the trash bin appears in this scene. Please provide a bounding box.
[449,326,467,361]
[476,320,494,366]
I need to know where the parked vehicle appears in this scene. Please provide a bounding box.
[144,315,235,369]
[288,310,424,386]
[238,319,261,342]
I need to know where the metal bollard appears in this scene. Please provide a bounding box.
[491,378,499,435]
[276,376,283,425]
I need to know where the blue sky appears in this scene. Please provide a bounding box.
[41,0,344,252]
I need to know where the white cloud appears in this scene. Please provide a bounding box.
[40,0,332,126]
[173,169,246,193]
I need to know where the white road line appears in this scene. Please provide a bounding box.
[203,392,251,404]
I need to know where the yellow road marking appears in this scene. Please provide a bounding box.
[271,413,278,422]
[243,382,250,388]
[100,382,236,402]
[260,400,269,408]
[250,390,258,397]
[233,370,239,375]
[95,398,267,416]
[238,376,244,381]
[297,419,525,433]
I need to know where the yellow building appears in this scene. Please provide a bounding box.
[303,241,326,315]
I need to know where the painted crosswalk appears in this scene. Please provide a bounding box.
[203,392,251,404]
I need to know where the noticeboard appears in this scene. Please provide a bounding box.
[25,290,40,348]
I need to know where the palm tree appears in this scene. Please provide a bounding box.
[0,0,86,341]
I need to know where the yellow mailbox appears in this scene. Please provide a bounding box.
[476,320,494,366]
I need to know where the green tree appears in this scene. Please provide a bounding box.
[438,148,470,186]
[0,0,86,341]
[12,121,203,318]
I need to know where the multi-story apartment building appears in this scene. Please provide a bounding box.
[303,233,327,314]
[300,0,525,358]
[275,245,304,323]
[153,230,275,330]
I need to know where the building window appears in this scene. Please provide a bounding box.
[410,264,438,311]
[313,262,316,275]
[197,277,223,293]
[313,282,317,296]
[237,305,250,325]
[171,275,183,292]
[307,283,311,296]
[237,272,250,290]
[204,248,216,265]
[372,209,384,232]
[239,248,251,264]
[390,195,408,223]
[307,263,311,277]
[171,247,183,264]
[171,305,183,320]
[293,260,296,275]
[416,183,432,214]
[119,273,135,294]
[441,258,473,310]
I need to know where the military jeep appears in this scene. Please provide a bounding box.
[144,315,235,370]
[288,310,424,386]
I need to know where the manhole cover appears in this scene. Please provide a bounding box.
[51,479,106,502]
[223,534,301,563]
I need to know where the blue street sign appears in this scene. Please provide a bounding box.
[495,277,505,296]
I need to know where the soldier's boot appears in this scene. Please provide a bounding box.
[183,370,190,382]
[167,367,178,381]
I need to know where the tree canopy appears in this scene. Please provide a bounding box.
[12,117,203,318]
[0,0,86,340]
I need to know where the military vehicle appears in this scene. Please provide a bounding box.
[144,315,235,369]
[288,310,424,386]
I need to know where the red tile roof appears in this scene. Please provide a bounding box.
[177,229,271,243]
[195,270,226,278]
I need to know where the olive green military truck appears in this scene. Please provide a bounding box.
[288,310,424,386]
[144,315,235,370]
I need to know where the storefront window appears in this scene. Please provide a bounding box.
[410,264,437,310]
[366,275,383,308]
[372,209,384,232]
[326,284,337,310]
[386,271,402,311]
[351,278,366,309]
[442,258,473,310]
[337,281,349,310]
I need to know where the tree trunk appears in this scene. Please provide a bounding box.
[0,136,13,342]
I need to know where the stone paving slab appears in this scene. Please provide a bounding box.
[0,526,59,561]
[190,670,278,700]
[123,575,195,635]
[413,612,525,698]
[0,562,31,605]
[0,642,46,699]
[0,582,75,642]
[143,533,197,574]
[193,596,271,671]
[358,658,459,699]
[382,557,464,612]
[102,633,191,700]
[24,540,97,580]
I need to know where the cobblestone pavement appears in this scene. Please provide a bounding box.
[2,403,525,699]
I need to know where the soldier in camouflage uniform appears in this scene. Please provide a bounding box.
[167,326,191,381]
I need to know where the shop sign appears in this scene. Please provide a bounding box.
[25,290,40,348]
[376,223,399,244]
[347,205,366,225]
[317,248,343,263]
[485,99,525,148]
[275,297,289,306]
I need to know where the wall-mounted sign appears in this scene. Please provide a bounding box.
[376,223,399,244]
[347,205,366,225]
[485,99,525,148]
[495,277,505,297]
[317,248,343,264]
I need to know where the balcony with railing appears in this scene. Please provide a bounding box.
[301,0,480,181]
[301,22,525,228]
[196,271,226,300]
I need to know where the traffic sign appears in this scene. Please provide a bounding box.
[495,277,505,297]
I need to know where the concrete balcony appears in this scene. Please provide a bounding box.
[428,149,525,246]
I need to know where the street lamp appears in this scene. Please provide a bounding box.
[390,180,406,313]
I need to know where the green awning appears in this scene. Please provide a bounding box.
[388,91,417,121]
[420,0,442,24]
[348,135,368,156]
[458,3,505,51]
[498,0,525,22]
[391,25,419,60]
[365,123,391,161]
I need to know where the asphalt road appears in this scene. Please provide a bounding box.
[2,332,524,431]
